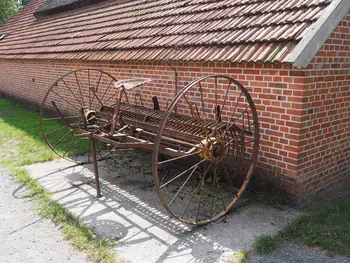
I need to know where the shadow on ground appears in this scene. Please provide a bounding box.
[23,151,301,263]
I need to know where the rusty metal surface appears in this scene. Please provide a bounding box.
[0,0,330,62]
[40,68,260,225]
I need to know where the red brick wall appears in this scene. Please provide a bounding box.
[295,12,350,202]
[0,59,304,198]
[0,14,349,203]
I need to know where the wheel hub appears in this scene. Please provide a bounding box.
[83,109,96,124]
[199,138,226,161]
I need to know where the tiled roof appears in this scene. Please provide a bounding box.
[33,0,110,18]
[0,0,331,63]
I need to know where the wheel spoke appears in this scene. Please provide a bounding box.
[219,91,243,139]
[158,151,201,165]
[224,122,255,148]
[195,172,204,222]
[220,160,237,190]
[61,147,70,158]
[160,159,206,189]
[89,86,104,109]
[88,69,92,109]
[198,81,209,139]
[215,81,231,137]
[87,139,91,163]
[74,71,85,108]
[180,162,212,219]
[98,146,104,160]
[215,165,226,211]
[91,71,103,110]
[42,115,81,121]
[168,164,199,207]
[213,76,218,137]
[210,164,216,221]
[61,79,84,108]
[51,130,72,149]
[50,89,80,112]
[183,93,207,137]
[74,138,82,162]
[103,89,119,105]
[99,79,114,106]
[219,104,250,141]
[44,126,67,136]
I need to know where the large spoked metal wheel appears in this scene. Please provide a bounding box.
[153,75,259,225]
[40,68,119,164]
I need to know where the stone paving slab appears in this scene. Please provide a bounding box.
[0,170,90,263]
[25,154,302,263]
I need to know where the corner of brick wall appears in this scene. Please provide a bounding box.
[293,12,350,204]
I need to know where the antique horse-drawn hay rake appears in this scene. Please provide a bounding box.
[40,68,259,225]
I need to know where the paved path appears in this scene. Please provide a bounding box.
[24,154,303,263]
[0,170,90,263]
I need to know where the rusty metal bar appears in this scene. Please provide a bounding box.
[91,139,102,198]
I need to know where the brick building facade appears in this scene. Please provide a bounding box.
[0,0,349,204]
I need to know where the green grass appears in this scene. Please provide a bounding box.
[254,235,278,254]
[226,250,249,263]
[0,99,57,166]
[0,98,118,263]
[254,197,350,257]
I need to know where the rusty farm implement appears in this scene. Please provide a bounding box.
[40,68,259,225]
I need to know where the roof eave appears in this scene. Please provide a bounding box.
[283,0,350,68]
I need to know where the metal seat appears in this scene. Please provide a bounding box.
[114,78,152,90]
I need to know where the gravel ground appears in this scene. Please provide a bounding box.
[0,169,90,263]
[248,243,350,263]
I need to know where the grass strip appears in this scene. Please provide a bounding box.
[254,197,350,257]
[0,98,119,263]
[226,250,249,263]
